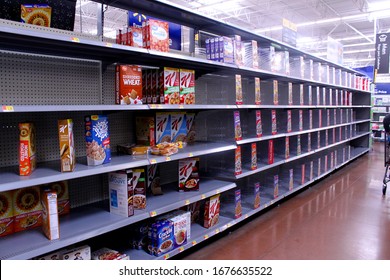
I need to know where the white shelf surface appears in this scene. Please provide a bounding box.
[0,179,236,260]
[0,142,236,192]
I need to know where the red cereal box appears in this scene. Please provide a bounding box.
[256,110,262,137]
[143,19,169,52]
[251,143,257,170]
[268,140,274,164]
[115,65,143,105]
[0,191,14,237]
[159,67,180,104]
[178,158,200,192]
[287,110,292,133]
[13,186,42,233]
[180,69,195,105]
[203,194,220,228]
[127,27,143,48]
[19,122,36,176]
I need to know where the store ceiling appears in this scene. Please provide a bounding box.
[75,0,390,68]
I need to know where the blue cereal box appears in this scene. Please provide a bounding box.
[85,115,111,165]
[153,219,174,256]
[156,112,171,143]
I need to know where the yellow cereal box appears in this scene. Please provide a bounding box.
[13,186,42,233]
[0,191,14,237]
[21,4,52,27]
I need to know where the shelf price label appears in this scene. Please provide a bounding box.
[244,214,249,219]
[216,189,221,194]
[201,194,206,199]
[165,156,171,161]
[105,42,113,47]
[71,37,80,43]
[2,106,14,112]
[227,223,232,228]
[150,211,157,217]
[188,153,194,157]
[150,104,157,109]
[184,200,190,205]
[204,234,209,240]
[192,241,197,246]
[215,229,220,234]
[164,254,170,260]
[179,247,185,252]
[150,159,157,164]
[179,105,184,109]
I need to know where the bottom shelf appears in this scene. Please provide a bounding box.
[123,147,370,260]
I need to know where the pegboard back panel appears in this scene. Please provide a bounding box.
[0,110,137,167]
[0,51,102,105]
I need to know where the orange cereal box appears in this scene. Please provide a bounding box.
[41,189,59,240]
[115,65,143,105]
[21,4,51,27]
[179,69,195,104]
[19,122,36,176]
[0,191,14,237]
[13,186,42,233]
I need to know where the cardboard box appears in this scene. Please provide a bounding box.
[254,183,261,209]
[13,186,42,233]
[178,158,200,192]
[255,77,261,105]
[235,74,243,105]
[251,143,257,170]
[288,83,293,105]
[268,140,274,164]
[159,67,180,104]
[92,248,129,260]
[308,133,312,152]
[301,164,305,185]
[234,111,242,141]
[132,169,146,209]
[289,169,294,191]
[171,112,187,142]
[203,194,220,228]
[297,135,301,155]
[256,110,262,137]
[127,27,143,48]
[136,116,155,146]
[143,19,169,52]
[156,112,171,143]
[235,189,242,219]
[285,137,290,159]
[162,210,191,248]
[62,245,91,260]
[58,119,76,172]
[310,161,314,181]
[273,175,279,199]
[287,110,292,133]
[48,181,70,216]
[85,115,111,166]
[21,4,51,27]
[299,110,303,131]
[186,113,196,143]
[308,85,312,105]
[271,110,277,135]
[235,146,242,175]
[115,65,143,105]
[19,122,36,176]
[147,164,162,195]
[0,191,14,237]
[180,69,195,104]
[109,170,134,217]
[309,110,313,129]
[273,80,279,105]
[41,189,59,240]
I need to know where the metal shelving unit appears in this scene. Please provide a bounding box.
[0,0,371,260]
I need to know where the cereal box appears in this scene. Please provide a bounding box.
[325,155,328,172]
[92,248,129,260]
[58,119,76,172]
[316,86,320,105]
[325,129,329,146]
[318,110,322,128]
[178,158,200,192]
[285,137,290,159]
[273,80,279,105]
[300,84,304,105]
[62,245,91,260]
[289,169,294,191]
[235,74,243,105]
[115,65,143,105]
[310,161,314,181]
[297,135,301,155]
[35,250,64,260]
[160,67,180,104]
[85,115,111,166]
[132,169,146,209]
[318,158,322,176]
[322,87,326,105]
[142,70,149,104]
[127,27,143,48]
[287,110,292,133]
[317,131,321,149]
[299,110,303,131]
[254,183,260,209]
[21,4,51,27]
[108,170,134,217]
[19,122,36,176]
[329,88,333,105]
[203,194,220,228]
[235,146,242,175]
[255,77,261,105]
[256,110,262,137]
[221,36,234,64]
[143,19,169,52]
[271,110,277,135]
[339,126,342,142]
[251,143,257,170]
[13,186,42,233]
[152,69,160,104]
[334,109,337,125]
[335,150,338,166]
[268,140,274,164]
[273,175,279,199]
[41,189,59,240]
[308,85,313,105]
[136,116,155,146]
[288,82,293,105]
[147,164,162,195]
[235,189,242,219]
[156,112,171,144]
[180,69,195,104]
[186,113,196,143]
[234,111,242,141]
[162,210,191,248]
[171,112,187,143]
[301,164,306,185]
[0,191,14,237]
[48,181,70,216]
[308,133,312,152]
[309,110,313,129]
[232,35,244,67]
[152,219,174,256]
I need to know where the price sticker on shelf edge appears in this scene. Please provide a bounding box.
[201,194,206,199]
[164,254,169,260]
[2,106,14,112]
[192,241,197,246]
[245,214,249,219]
[179,105,184,109]
[105,42,113,47]
[71,37,80,43]
[215,229,220,234]
[150,159,157,164]
[227,223,232,228]
[188,152,194,157]
[179,247,185,252]
[204,234,209,240]
[185,200,190,205]
[165,156,171,161]
[150,211,157,217]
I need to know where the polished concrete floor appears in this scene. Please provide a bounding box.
[181,142,390,260]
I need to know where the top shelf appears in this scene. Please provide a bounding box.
[94,0,363,75]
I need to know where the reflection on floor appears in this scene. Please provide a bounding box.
[180,142,390,260]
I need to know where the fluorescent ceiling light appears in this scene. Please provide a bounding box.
[197,0,241,11]
[344,42,374,47]
[368,1,390,12]
[343,48,375,54]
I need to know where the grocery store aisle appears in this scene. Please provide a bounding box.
[181,142,390,260]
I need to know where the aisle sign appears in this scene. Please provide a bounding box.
[282,18,297,47]
[128,11,182,50]
[375,32,390,84]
